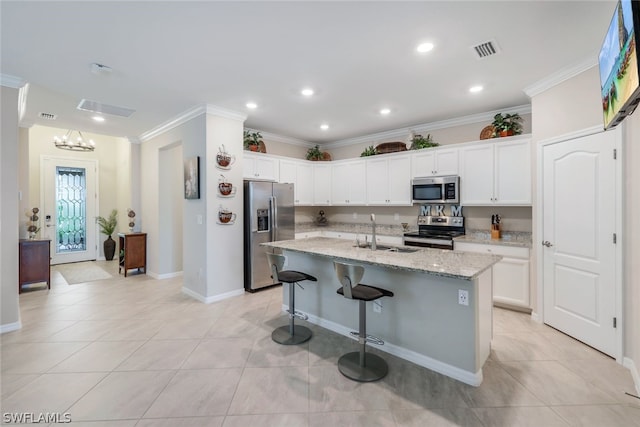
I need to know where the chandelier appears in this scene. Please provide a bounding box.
[53,130,96,152]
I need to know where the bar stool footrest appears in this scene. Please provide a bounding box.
[288,310,309,321]
[349,331,385,345]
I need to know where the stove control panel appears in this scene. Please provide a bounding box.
[417,216,464,227]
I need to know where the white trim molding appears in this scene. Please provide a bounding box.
[524,56,597,98]
[138,104,207,142]
[182,286,244,304]
[623,357,640,396]
[205,104,247,123]
[245,127,314,148]
[0,73,26,89]
[1,320,22,334]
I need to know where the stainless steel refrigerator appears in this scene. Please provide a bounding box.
[244,180,295,292]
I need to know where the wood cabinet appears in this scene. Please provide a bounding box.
[331,160,367,205]
[118,233,147,277]
[366,155,412,205]
[243,152,279,181]
[459,138,531,205]
[411,147,459,177]
[455,241,530,309]
[19,239,51,293]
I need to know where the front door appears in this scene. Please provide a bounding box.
[541,129,619,357]
[41,156,98,264]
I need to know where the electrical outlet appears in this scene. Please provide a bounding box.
[373,300,382,313]
[458,289,469,306]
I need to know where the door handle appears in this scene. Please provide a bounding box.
[542,240,553,247]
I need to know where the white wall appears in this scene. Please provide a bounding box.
[159,143,183,274]
[1,85,20,331]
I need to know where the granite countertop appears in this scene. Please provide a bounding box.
[263,237,501,281]
[454,229,532,248]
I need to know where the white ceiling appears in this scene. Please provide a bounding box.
[1,1,616,145]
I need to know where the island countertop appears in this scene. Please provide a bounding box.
[263,237,501,280]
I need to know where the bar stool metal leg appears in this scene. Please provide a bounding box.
[271,282,312,345]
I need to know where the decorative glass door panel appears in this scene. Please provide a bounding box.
[42,157,97,264]
[56,166,87,253]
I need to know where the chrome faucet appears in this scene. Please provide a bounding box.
[370,213,377,251]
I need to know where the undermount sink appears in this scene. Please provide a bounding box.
[355,243,418,254]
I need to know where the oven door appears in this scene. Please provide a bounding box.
[402,235,454,250]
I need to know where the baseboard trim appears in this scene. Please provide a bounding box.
[155,271,183,280]
[531,311,541,323]
[283,304,482,386]
[623,357,640,396]
[1,320,22,334]
[182,286,244,304]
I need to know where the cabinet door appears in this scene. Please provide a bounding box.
[331,162,351,205]
[434,148,459,176]
[460,144,494,205]
[295,163,314,205]
[279,160,297,185]
[386,156,412,205]
[366,157,389,204]
[347,160,367,204]
[494,139,531,205]
[313,163,332,205]
[243,156,256,179]
[253,156,278,181]
[493,257,530,307]
[411,151,436,178]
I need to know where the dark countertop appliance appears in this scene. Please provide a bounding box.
[402,215,465,250]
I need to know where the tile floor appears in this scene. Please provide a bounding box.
[1,261,639,426]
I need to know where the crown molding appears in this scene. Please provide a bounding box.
[205,104,247,122]
[138,104,207,142]
[127,137,142,144]
[0,73,26,89]
[324,104,532,149]
[244,127,315,148]
[524,55,597,98]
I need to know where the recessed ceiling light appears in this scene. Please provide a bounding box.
[380,108,391,115]
[320,124,329,130]
[301,88,314,97]
[92,116,105,122]
[246,102,258,109]
[416,42,434,53]
[469,85,484,93]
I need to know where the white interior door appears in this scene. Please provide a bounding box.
[42,156,98,265]
[542,130,618,357]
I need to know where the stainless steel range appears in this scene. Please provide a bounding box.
[402,216,465,250]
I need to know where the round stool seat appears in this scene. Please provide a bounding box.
[337,284,393,301]
[277,270,317,284]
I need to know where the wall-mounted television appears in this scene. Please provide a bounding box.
[599,0,640,130]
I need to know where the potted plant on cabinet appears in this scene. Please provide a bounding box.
[96,209,118,261]
[243,130,263,151]
[306,145,324,160]
[491,113,523,137]
[410,134,439,150]
[360,145,377,157]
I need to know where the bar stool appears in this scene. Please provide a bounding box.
[267,253,317,345]
[334,261,394,382]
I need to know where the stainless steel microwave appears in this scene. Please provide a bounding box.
[412,176,460,204]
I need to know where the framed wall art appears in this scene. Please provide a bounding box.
[184,156,200,199]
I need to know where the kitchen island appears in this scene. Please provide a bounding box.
[262,237,501,386]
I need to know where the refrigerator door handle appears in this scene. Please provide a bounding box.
[271,195,278,241]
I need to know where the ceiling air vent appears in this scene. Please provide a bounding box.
[77,99,135,118]
[38,112,57,120]
[471,39,501,59]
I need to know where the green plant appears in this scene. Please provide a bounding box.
[360,145,377,157]
[96,209,118,236]
[243,130,262,149]
[410,134,439,150]
[306,144,324,160]
[491,113,523,136]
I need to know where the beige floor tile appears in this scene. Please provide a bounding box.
[223,413,308,427]
[114,339,198,371]
[150,317,217,340]
[551,404,640,427]
[472,406,570,427]
[393,408,484,427]
[137,417,224,427]
[308,326,356,366]
[45,320,116,342]
[143,369,242,417]
[0,373,40,399]
[228,366,309,415]
[181,338,253,369]
[501,360,619,405]
[0,320,77,344]
[96,319,166,341]
[309,410,395,427]
[206,315,270,340]
[245,335,310,367]
[489,332,556,362]
[68,371,176,421]
[459,361,544,408]
[557,358,639,404]
[62,421,138,427]
[1,342,89,373]
[49,341,145,372]
[536,329,613,361]
[0,372,106,414]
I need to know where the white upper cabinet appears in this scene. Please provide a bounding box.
[331,160,367,205]
[280,159,314,205]
[366,155,412,205]
[411,147,459,178]
[313,163,332,205]
[243,152,279,181]
[459,138,531,206]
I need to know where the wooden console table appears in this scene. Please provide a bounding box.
[19,239,51,293]
[118,233,147,277]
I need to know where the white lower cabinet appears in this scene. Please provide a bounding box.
[454,241,530,309]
